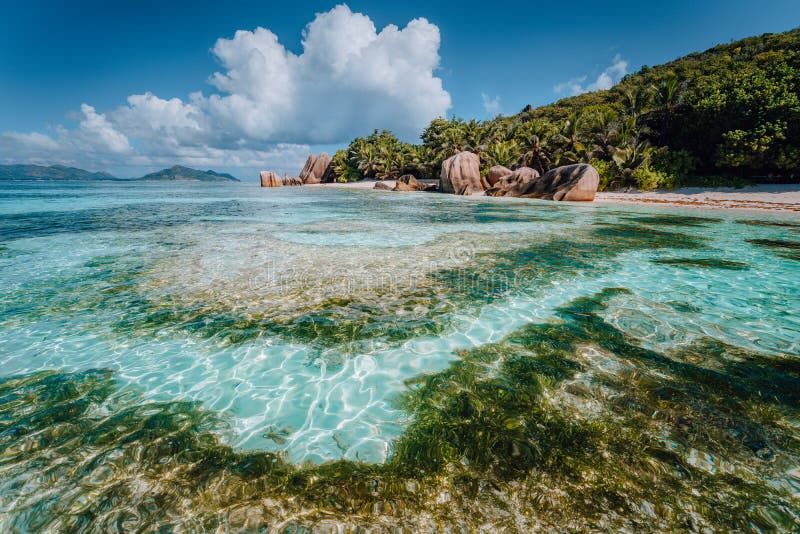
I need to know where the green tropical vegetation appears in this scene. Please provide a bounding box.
[331,28,800,190]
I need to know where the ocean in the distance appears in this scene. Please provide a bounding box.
[1,180,798,531]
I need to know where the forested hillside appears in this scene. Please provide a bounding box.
[331,28,800,189]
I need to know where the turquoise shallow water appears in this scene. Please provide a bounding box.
[1,181,799,530]
[1,182,799,461]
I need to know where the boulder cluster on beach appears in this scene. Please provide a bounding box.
[487,163,600,201]
[260,151,599,201]
[298,153,332,184]
[259,153,331,187]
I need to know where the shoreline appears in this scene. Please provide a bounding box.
[308,181,800,213]
[595,184,800,213]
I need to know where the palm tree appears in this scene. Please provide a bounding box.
[485,119,516,144]
[406,145,435,179]
[515,120,554,174]
[421,117,457,148]
[552,112,587,166]
[436,126,467,161]
[462,119,490,159]
[650,74,686,143]
[623,86,654,119]
[652,74,684,113]
[484,140,519,169]
[612,140,655,181]
[353,142,378,178]
[380,147,406,179]
[587,109,620,161]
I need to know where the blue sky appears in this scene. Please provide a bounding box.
[1,0,798,179]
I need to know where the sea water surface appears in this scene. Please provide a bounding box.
[1,181,799,530]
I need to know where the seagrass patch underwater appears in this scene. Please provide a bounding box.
[0,181,799,531]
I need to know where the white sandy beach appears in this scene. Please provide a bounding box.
[596,184,800,212]
[308,181,800,212]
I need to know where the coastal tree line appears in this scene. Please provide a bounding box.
[330,28,800,189]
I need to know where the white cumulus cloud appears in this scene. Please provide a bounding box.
[554,54,629,96]
[204,4,449,144]
[481,93,501,116]
[0,4,451,177]
[2,104,133,168]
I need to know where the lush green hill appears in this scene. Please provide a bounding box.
[0,164,118,181]
[133,165,239,182]
[331,28,800,189]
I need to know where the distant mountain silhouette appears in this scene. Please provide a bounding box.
[0,164,240,182]
[0,164,119,181]
[133,165,240,182]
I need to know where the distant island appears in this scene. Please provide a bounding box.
[0,164,119,182]
[135,165,239,182]
[0,164,240,182]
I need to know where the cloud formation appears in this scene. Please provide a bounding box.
[1,4,451,176]
[481,93,501,116]
[553,54,629,96]
[2,105,133,166]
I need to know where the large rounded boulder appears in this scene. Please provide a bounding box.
[486,167,540,197]
[440,152,487,195]
[299,153,333,184]
[486,165,512,186]
[259,171,282,187]
[525,164,600,201]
